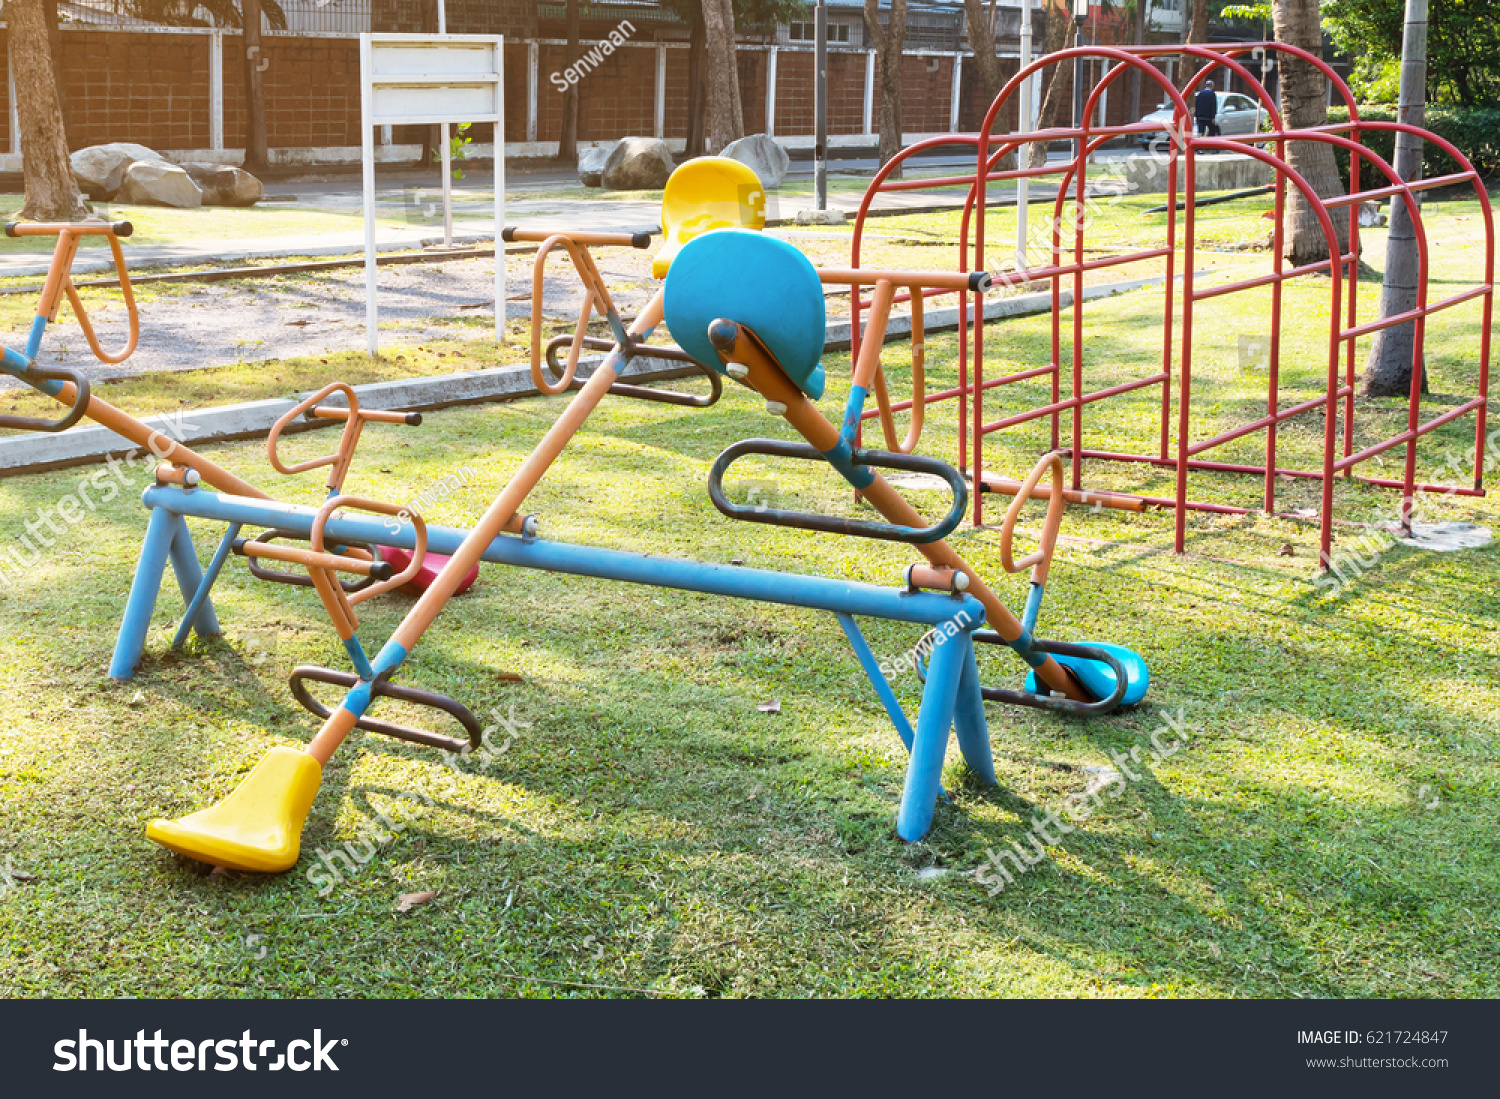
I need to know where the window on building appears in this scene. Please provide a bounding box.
[789,20,850,42]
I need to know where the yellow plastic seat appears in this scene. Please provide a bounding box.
[651,156,767,279]
[147,747,322,873]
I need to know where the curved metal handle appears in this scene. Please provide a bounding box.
[1000,452,1068,584]
[528,234,616,396]
[289,664,481,753]
[0,366,92,433]
[312,495,428,607]
[545,334,723,408]
[61,232,139,364]
[708,438,967,544]
[268,381,361,480]
[869,286,926,454]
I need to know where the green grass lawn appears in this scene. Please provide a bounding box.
[0,185,1495,999]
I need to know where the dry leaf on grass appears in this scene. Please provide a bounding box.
[396,890,437,913]
[757,699,781,714]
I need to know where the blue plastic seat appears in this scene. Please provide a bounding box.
[662,229,827,400]
[1025,641,1150,707]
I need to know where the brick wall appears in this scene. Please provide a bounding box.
[0,28,1146,162]
[774,50,867,137]
[60,31,212,150]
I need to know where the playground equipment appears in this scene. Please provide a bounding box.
[849,42,1492,565]
[2,157,1147,874]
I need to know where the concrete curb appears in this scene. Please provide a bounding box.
[0,271,1182,479]
[0,356,696,478]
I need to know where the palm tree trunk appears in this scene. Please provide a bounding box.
[1271,0,1351,266]
[13,0,87,221]
[701,0,745,153]
[1363,0,1428,396]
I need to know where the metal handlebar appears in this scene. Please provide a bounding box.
[12,221,140,364]
[544,334,723,408]
[5,221,134,238]
[0,366,91,433]
[267,382,420,492]
[708,438,968,544]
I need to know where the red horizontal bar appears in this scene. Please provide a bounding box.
[1332,397,1487,471]
[858,363,1060,421]
[980,373,1168,434]
[1323,172,1476,209]
[1340,285,1492,341]
[1186,388,1353,456]
[1078,447,1484,496]
[1190,256,1344,300]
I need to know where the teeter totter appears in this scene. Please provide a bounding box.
[3,159,1145,873]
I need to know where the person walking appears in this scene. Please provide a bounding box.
[1194,80,1221,142]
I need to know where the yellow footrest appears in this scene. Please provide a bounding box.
[147,747,322,873]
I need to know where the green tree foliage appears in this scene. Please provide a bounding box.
[1324,0,1500,106]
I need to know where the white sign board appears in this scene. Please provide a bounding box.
[360,33,506,355]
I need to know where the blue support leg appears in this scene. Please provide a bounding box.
[896,630,966,842]
[173,523,240,650]
[951,633,997,786]
[110,505,177,680]
[835,613,916,751]
[166,514,222,641]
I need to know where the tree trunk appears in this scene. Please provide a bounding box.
[1028,12,1079,168]
[46,0,66,112]
[242,0,271,173]
[963,0,1003,110]
[1272,0,1351,266]
[687,19,707,158]
[13,0,87,222]
[864,0,907,176]
[1363,0,1428,397]
[701,0,744,153]
[1181,0,1209,85]
[1129,0,1149,130]
[559,0,581,162]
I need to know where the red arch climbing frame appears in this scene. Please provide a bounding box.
[849,42,1494,565]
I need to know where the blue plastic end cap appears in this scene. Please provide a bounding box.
[1024,641,1150,707]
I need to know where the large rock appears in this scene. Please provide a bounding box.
[600,137,675,191]
[70,142,165,201]
[181,162,264,207]
[116,160,203,208]
[577,142,618,188]
[721,134,790,190]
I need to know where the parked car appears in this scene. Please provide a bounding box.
[1136,92,1262,153]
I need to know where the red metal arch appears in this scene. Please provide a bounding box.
[848,42,1493,567]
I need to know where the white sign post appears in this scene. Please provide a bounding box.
[359,32,505,356]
